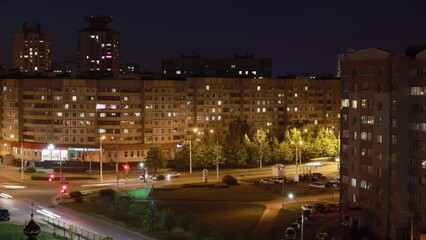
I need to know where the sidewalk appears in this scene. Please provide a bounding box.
[251,193,334,239]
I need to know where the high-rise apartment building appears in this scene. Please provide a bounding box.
[336,49,356,78]
[0,76,339,165]
[161,53,272,79]
[77,16,120,77]
[11,23,52,73]
[340,47,426,239]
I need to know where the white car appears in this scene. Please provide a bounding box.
[301,204,314,211]
[260,178,275,184]
[167,172,181,178]
[309,182,326,188]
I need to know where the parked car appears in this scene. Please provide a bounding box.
[167,172,181,178]
[155,175,166,180]
[312,172,326,179]
[325,180,339,188]
[289,222,300,231]
[272,177,287,184]
[0,209,10,221]
[316,232,334,240]
[309,182,326,188]
[302,210,313,220]
[260,178,275,184]
[325,203,339,212]
[299,174,318,182]
[313,203,330,213]
[301,204,314,211]
[285,227,297,239]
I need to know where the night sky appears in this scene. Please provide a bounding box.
[1,0,426,76]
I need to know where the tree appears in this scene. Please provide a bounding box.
[160,208,177,238]
[173,143,190,170]
[223,118,251,167]
[253,129,267,168]
[145,144,166,173]
[178,213,192,236]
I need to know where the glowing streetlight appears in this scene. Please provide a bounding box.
[100,136,106,182]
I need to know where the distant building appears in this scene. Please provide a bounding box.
[11,23,52,73]
[77,16,120,77]
[161,53,272,79]
[336,49,356,78]
[340,46,426,240]
[52,60,78,75]
[120,62,140,73]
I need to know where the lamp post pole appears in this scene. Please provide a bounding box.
[401,211,414,240]
[100,136,105,182]
[21,141,24,180]
[189,138,192,174]
[116,145,119,189]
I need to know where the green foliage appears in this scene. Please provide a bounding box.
[68,224,77,240]
[170,144,190,170]
[145,144,166,173]
[178,213,192,236]
[222,175,238,185]
[160,208,177,237]
[69,191,84,202]
[113,195,134,212]
[129,203,147,218]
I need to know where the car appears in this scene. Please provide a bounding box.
[302,210,313,220]
[289,222,300,231]
[285,227,297,239]
[301,204,314,211]
[325,180,339,188]
[272,177,285,184]
[260,178,275,184]
[316,232,334,240]
[325,203,339,212]
[313,203,330,213]
[312,172,326,179]
[155,175,166,180]
[167,172,181,178]
[309,182,326,188]
[0,209,10,221]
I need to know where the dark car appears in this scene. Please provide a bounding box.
[312,172,326,179]
[314,203,331,213]
[155,175,166,180]
[0,209,10,221]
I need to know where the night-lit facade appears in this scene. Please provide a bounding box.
[11,23,52,73]
[0,76,340,165]
[340,47,426,239]
[77,16,120,77]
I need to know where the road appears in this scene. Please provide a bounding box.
[0,161,339,239]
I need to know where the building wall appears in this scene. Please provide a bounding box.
[11,23,52,72]
[0,77,340,164]
[341,47,426,240]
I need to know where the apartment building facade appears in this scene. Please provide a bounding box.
[11,23,52,73]
[340,47,426,239]
[0,76,340,166]
[77,16,120,77]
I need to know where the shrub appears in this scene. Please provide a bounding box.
[222,175,238,185]
[98,188,116,199]
[69,191,84,202]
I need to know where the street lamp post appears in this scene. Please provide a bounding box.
[189,128,197,174]
[99,136,106,182]
[210,130,220,180]
[288,193,303,240]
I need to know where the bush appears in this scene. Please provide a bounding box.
[69,191,84,202]
[98,188,116,199]
[222,175,238,185]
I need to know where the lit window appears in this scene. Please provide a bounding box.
[176,70,181,75]
[257,86,261,91]
[352,100,358,109]
[72,96,77,101]
[218,101,222,105]
[245,71,249,75]
[252,71,256,75]
[239,71,242,75]
[206,85,210,90]
[351,178,357,187]
[64,104,69,109]
[231,64,236,68]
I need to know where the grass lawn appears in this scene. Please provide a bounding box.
[158,201,265,239]
[153,183,277,202]
[119,187,151,199]
[0,222,67,240]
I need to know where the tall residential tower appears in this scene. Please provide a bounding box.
[77,16,120,77]
[11,23,52,73]
[340,47,426,239]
